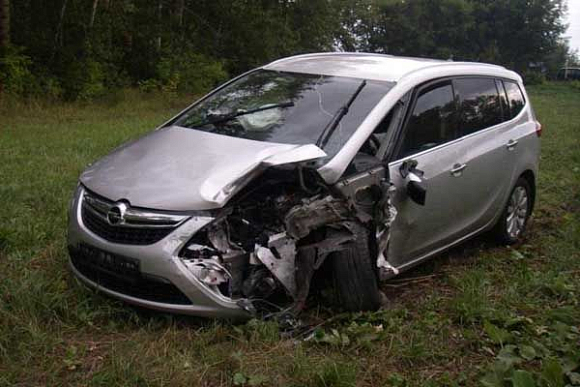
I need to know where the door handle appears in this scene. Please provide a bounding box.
[450,163,467,177]
[506,139,519,150]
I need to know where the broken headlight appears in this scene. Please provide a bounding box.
[182,259,231,287]
[178,224,248,298]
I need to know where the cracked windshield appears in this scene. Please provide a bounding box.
[174,69,393,158]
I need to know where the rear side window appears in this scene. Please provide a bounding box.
[503,81,525,119]
[400,82,457,157]
[454,78,502,135]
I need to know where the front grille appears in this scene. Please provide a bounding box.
[80,189,187,245]
[82,207,174,245]
[70,245,192,305]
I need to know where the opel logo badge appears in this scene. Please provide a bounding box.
[107,202,128,225]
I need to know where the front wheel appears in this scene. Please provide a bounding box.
[330,223,381,312]
[494,177,533,244]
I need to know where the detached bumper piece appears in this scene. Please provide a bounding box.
[69,244,192,305]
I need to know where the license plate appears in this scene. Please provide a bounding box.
[78,243,140,280]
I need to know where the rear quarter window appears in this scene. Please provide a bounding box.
[503,81,526,119]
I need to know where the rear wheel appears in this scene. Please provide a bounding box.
[494,177,533,244]
[330,223,381,312]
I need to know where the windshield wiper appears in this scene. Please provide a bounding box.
[191,101,294,128]
[316,80,367,148]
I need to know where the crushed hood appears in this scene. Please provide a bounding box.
[80,126,326,211]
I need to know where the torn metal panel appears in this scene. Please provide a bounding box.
[334,165,388,223]
[200,143,327,206]
[377,252,399,279]
[297,229,354,257]
[376,184,398,280]
[336,165,399,279]
[254,232,297,297]
[291,247,317,314]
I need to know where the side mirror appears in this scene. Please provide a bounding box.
[407,176,426,206]
[400,160,427,206]
[399,159,424,179]
[399,159,416,179]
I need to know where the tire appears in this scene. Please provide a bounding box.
[330,223,381,312]
[493,177,533,245]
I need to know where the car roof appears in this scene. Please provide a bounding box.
[264,52,514,83]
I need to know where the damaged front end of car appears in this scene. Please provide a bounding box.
[176,158,398,318]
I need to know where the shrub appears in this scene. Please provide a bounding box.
[60,57,106,100]
[0,46,37,96]
[137,78,162,93]
[156,53,228,94]
[522,71,546,85]
[41,77,64,100]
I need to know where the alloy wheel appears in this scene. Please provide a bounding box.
[506,186,529,239]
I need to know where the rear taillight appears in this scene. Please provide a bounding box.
[535,121,542,137]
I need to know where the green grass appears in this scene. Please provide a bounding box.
[1,84,579,387]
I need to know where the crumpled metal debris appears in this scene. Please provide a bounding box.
[284,195,352,239]
[376,184,398,279]
[254,232,297,296]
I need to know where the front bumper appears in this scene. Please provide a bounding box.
[67,186,251,319]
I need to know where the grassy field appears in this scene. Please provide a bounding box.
[0,83,579,387]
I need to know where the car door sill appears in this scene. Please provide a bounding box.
[389,221,494,278]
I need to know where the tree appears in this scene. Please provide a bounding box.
[0,0,573,99]
[88,0,99,31]
[0,0,9,49]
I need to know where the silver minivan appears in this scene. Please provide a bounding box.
[68,53,541,318]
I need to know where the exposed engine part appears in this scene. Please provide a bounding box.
[227,175,305,249]
[284,195,352,239]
